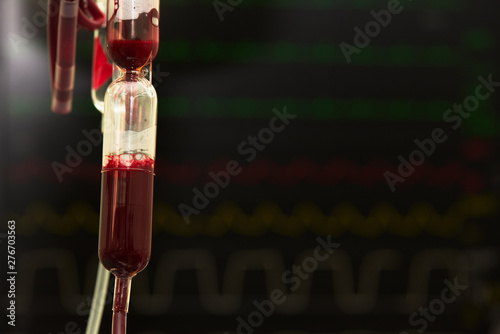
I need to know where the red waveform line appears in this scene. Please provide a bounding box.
[8,157,486,193]
[461,138,495,162]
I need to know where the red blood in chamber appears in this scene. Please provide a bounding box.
[99,155,155,277]
[108,39,158,71]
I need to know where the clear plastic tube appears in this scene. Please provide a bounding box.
[85,263,110,334]
[49,0,105,114]
[91,0,153,113]
[91,0,114,113]
[52,0,79,114]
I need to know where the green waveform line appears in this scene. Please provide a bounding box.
[462,29,496,52]
[160,0,465,11]
[159,97,499,136]
[10,96,498,136]
[78,26,496,66]
[142,41,466,67]
[76,41,467,67]
[162,97,450,120]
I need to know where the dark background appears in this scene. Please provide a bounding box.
[2,0,500,333]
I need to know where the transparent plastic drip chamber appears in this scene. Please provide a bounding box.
[91,0,153,113]
[102,74,157,165]
[98,1,160,333]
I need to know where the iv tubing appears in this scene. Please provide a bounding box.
[78,0,106,30]
[85,263,110,334]
[48,0,105,114]
[112,276,132,334]
[52,0,79,114]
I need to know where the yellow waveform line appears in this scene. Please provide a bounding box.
[9,194,497,239]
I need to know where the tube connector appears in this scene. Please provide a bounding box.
[112,276,132,334]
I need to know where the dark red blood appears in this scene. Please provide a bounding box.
[99,155,155,277]
[104,154,155,173]
[92,36,113,90]
[107,39,159,71]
